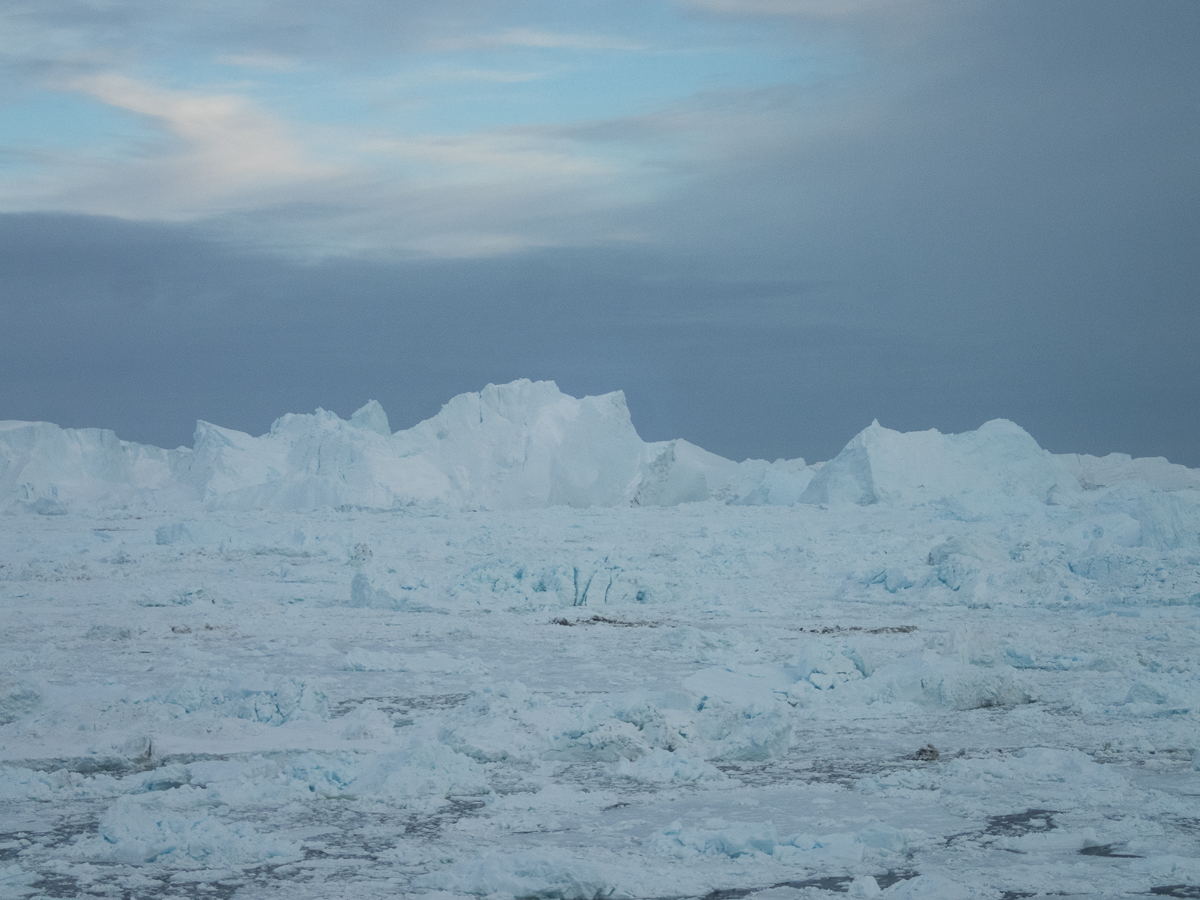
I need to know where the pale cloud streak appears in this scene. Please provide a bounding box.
[365,131,621,182]
[0,0,861,257]
[0,67,684,256]
[216,53,303,72]
[428,28,649,52]
[0,74,340,219]
[684,0,893,17]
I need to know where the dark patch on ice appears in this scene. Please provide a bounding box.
[403,798,488,840]
[28,872,79,898]
[84,624,134,640]
[793,625,918,635]
[303,844,364,861]
[984,808,1058,837]
[2,809,102,853]
[1080,842,1142,858]
[275,804,418,858]
[699,868,916,898]
[330,692,471,718]
[718,751,915,788]
[913,743,939,761]
[1172,818,1200,836]
[551,615,659,627]
[7,749,228,776]
[1151,887,1200,898]
[154,879,244,900]
[3,812,111,897]
[945,808,1062,851]
[857,869,916,890]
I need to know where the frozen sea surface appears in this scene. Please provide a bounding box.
[2,499,1198,900]
[1,382,1199,898]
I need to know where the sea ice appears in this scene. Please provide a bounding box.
[1,380,1198,898]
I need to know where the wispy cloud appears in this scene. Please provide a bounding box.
[365,130,619,181]
[440,68,544,84]
[682,0,908,19]
[216,53,302,72]
[429,28,648,53]
[0,0,860,258]
[3,74,340,218]
[369,67,545,93]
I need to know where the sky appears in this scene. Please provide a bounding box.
[1,0,1198,466]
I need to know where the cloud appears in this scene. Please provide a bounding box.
[435,68,544,84]
[241,131,656,259]
[0,69,681,257]
[684,0,887,17]
[678,0,949,52]
[2,73,340,219]
[216,53,302,71]
[428,27,648,53]
[365,130,620,182]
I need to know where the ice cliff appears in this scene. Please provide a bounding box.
[1,380,809,512]
[2,379,1197,516]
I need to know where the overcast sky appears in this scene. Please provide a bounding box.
[2,0,1198,465]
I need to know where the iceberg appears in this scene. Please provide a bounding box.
[2,381,1196,516]
[0,380,812,511]
[800,418,1081,509]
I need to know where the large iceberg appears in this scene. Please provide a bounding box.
[0,420,177,511]
[0,380,810,512]
[2,381,1197,516]
[799,418,1081,509]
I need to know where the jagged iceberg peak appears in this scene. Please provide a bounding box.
[350,400,391,436]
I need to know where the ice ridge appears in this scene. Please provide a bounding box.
[2,380,1197,513]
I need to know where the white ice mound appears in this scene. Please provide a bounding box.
[0,420,179,511]
[5,384,1194,513]
[180,380,743,510]
[177,405,445,510]
[800,418,1080,508]
[391,380,648,509]
[1060,451,1200,492]
[0,380,812,512]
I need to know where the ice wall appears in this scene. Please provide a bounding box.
[1061,452,1200,493]
[0,420,180,512]
[3,381,1197,516]
[794,417,1200,551]
[0,381,810,512]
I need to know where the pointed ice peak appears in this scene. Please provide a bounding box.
[350,400,391,436]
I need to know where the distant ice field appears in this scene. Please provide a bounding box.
[1,382,1199,898]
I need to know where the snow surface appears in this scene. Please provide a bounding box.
[1,380,1199,899]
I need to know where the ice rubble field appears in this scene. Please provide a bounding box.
[1,381,1199,900]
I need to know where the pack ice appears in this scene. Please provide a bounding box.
[1,380,1198,900]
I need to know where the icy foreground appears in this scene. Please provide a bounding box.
[1,383,1199,899]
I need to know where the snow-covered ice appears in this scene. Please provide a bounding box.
[1,380,1198,899]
